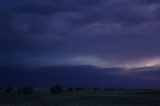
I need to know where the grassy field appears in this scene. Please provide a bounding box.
[0,88,160,106]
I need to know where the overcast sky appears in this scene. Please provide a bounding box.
[1,0,160,68]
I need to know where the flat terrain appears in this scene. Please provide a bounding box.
[0,89,160,106]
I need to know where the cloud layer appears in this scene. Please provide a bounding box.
[1,0,160,68]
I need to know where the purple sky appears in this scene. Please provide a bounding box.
[1,0,160,68]
[1,0,160,87]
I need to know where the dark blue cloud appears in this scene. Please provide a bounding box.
[0,65,160,88]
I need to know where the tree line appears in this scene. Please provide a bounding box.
[1,86,160,95]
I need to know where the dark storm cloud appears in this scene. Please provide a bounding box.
[1,0,160,67]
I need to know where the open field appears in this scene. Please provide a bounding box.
[1,88,160,106]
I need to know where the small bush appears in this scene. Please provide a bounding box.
[22,87,33,94]
[5,87,13,93]
[50,85,64,95]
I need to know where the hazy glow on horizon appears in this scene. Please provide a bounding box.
[25,55,160,69]
[68,56,160,69]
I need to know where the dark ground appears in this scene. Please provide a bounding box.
[0,89,160,106]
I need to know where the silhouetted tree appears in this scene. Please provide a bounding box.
[105,88,109,92]
[50,85,64,94]
[17,88,22,93]
[93,87,101,91]
[67,87,74,92]
[5,87,13,93]
[22,87,33,94]
[75,87,85,91]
